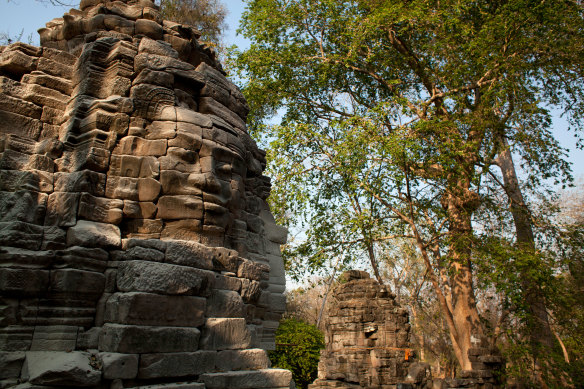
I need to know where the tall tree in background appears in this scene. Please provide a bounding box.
[157,0,227,44]
[547,182,584,385]
[235,0,584,380]
[6,0,75,5]
[39,0,73,5]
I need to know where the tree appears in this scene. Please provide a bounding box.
[0,30,28,46]
[38,0,74,5]
[6,0,75,5]
[235,0,584,377]
[285,280,327,328]
[269,318,325,389]
[156,0,227,44]
[2,0,73,45]
[491,140,557,382]
[547,181,584,386]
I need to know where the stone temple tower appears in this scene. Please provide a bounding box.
[309,271,431,389]
[0,1,291,387]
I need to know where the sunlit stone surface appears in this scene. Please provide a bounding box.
[0,1,290,387]
[309,270,431,389]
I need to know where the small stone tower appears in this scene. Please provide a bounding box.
[309,270,431,389]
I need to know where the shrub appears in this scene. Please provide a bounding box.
[269,318,325,389]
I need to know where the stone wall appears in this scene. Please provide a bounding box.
[309,270,431,389]
[0,1,291,388]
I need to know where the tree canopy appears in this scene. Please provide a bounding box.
[235,0,584,383]
[157,0,227,44]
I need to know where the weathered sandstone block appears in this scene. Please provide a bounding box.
[0,269,49,296]
[0,0,290,387]
[157,195,203,219]
[66,220,121,248]
[138,351,216,379]
[164,239,214,269]
[200,369,293,389]
[30,325,79,352]
[215,349,271,372]
[200,318,251,351]
[50,269,105,295]
[205,289,245,318]
[21,351,101,387]
[116,260,213,295]
[99,324,201,353]
[78,193,124,224]
[104,292,206,327]
[54,170,106,195]
[109,154,160,178]
[0,352,25,379]
[99,352,139,380]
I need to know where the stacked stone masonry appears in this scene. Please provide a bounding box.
[0,1,291,388]
[309,270,503,389]
[309,271,432,389]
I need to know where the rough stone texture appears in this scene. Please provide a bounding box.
[0,1,291,388]
[67,220,122,248]
[200,318,252,351]
[99,352,139,380]
[309,270,430,389]
[200,369,293,389]
[104,292,206,327]
[116,260,214,295]
[99,323,201,353]
[30,325,79,351]
[215,349,272,372]
[0,352,25,379]
[138,351,216,379]
[21,351,101,387]
[131,383,205,389]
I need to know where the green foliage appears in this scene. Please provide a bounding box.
[473,187,584,386]
[548,188,584,386]
[269,318,325,389]
[157,0,227,44]
[234,0,584,279]
[235,0,584,381]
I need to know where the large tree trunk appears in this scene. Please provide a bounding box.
[444,186,485,371]
[496,138,555,353]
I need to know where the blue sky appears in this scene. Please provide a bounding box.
[1,0,582,181]
[0,0,250,48]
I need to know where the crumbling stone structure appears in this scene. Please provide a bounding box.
[0,1,291,388]
[309,271,431,389]
[310,270,504,389]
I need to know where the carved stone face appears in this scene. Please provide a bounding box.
[46,34,271,247]
[0,2,288,386]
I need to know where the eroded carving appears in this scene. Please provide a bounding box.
[0,1,291,387]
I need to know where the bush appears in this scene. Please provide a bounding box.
[269,318,325,389]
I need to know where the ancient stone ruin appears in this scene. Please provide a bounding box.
[309,271,431,389]
[309,270,505,389]
[0,0,291,387]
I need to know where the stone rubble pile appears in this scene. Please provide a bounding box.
[309,271,432,389]
[0,1,291,388]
